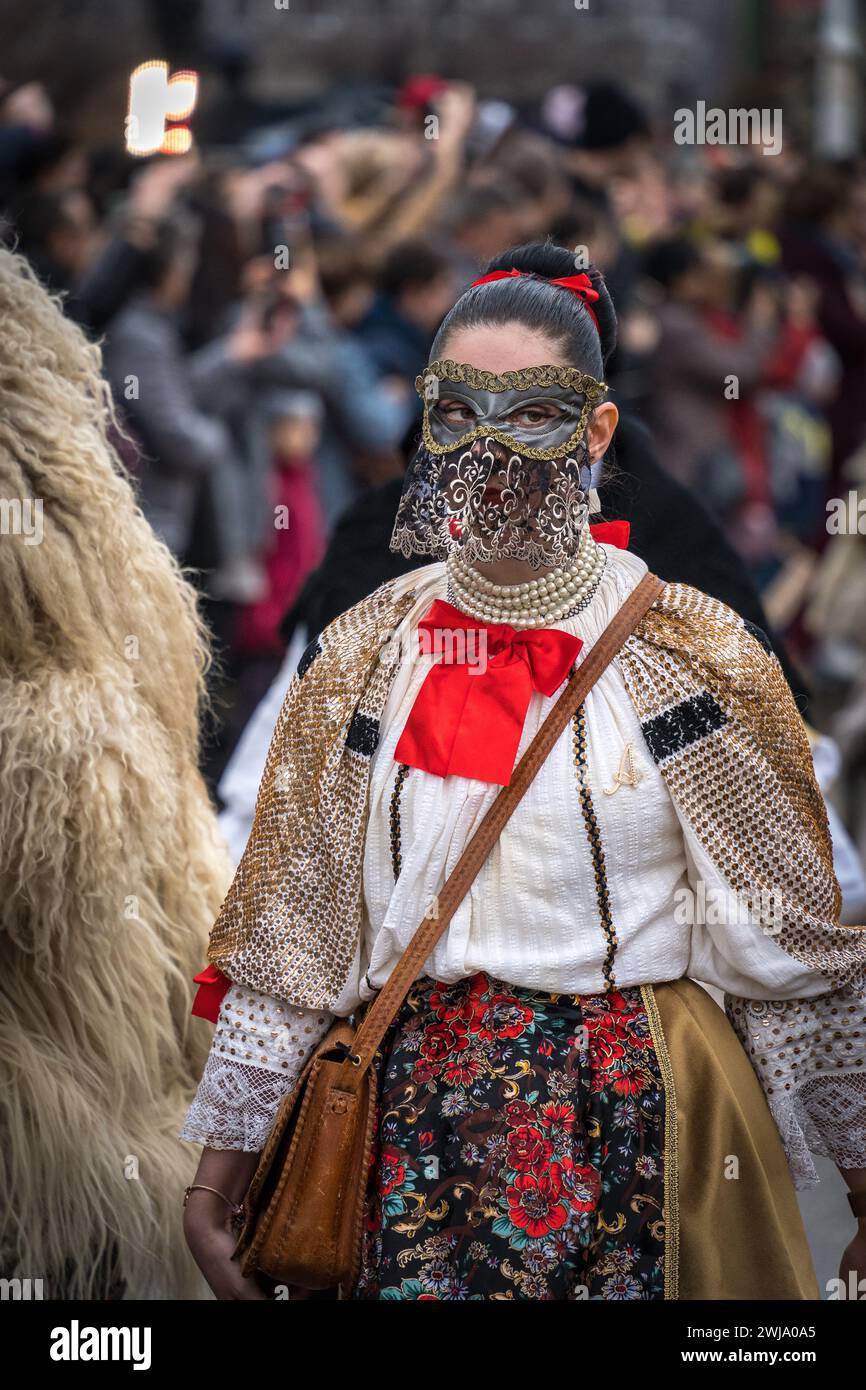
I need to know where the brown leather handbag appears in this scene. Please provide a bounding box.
[233,572,664,1294]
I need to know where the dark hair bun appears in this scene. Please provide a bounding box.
[482,242,618,369]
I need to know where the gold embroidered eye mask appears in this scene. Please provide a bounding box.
[416,359,608,461]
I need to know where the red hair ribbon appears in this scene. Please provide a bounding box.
[469,268,602,338]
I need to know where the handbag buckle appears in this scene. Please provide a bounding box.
[330,1040,362,1067]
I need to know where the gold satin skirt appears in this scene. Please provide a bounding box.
[642,978,819,1300]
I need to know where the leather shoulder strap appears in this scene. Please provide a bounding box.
[345,571,665,1076]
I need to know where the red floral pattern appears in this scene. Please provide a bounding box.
[355,972,666,1301]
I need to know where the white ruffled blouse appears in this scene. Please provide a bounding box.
[181,547,866,1185]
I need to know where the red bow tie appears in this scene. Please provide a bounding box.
[393,523,630,785]
[394,599,582,785]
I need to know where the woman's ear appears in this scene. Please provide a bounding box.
[586,401,619,463]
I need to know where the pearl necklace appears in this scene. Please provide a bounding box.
[446,531,606,628]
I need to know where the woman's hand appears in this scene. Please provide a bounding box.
[184,1190,270,1300]
[183,1148,269,1300]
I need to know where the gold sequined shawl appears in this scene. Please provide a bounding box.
[206,575,866,1010]
[617,581,865,986]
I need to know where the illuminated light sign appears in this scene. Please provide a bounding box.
[125,61,199,156]
[160,126,193,155]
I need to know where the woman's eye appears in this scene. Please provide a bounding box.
[437,401,476,425]
[505,406,564,429]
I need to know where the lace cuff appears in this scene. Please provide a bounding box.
[726,975,866,1188]
[180,983,333,1151]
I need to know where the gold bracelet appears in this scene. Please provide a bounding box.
[183,1183,244,1221]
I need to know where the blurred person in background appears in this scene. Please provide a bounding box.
[357,237,457,388]
[11,185,100,298]
[315,235,376,329]
[548,80,653,213]
[102,207,275,603]
[236,390,325,655]
[243,237,413,526]
[294,82,476,273]
[0,77,89,207]
[437,180,531,286]
[640,236,803,561]
[393,72,450,135]
[708,164,785,266]
[230,388,325,733]
[641,237,774,487]
[779,163,866,492]
[550,197,647,402]
[482,128,573,237]
[10,154,206,336]
[0,78,54,180]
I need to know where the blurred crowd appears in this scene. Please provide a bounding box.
[2,68,866,857]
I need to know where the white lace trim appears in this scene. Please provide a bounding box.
[180,984,333,1151]
[180,1057,298,1151]
[726,977,866,1188]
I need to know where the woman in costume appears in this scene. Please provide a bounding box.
[183,243,866,1301]
[0,248,230,1298]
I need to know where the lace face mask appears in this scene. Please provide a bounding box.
[389,359,608,569]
